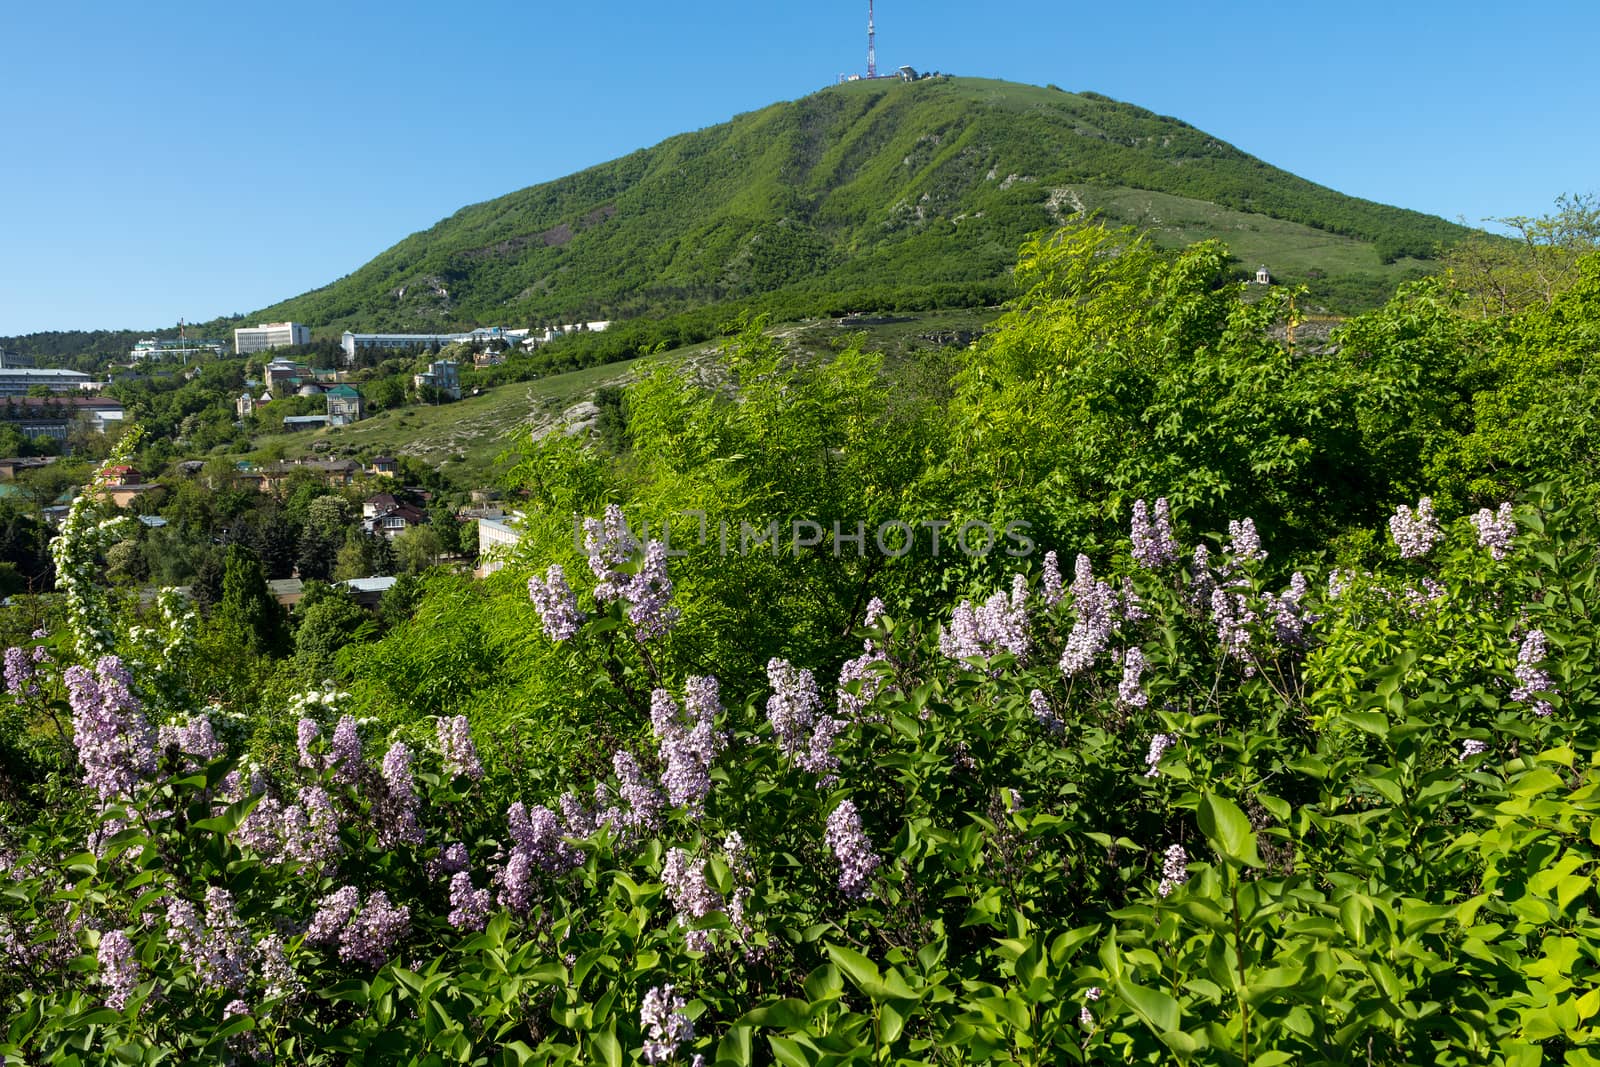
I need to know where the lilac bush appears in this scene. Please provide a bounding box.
[1389,497,1442,558]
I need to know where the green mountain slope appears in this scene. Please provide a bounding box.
[254,77,1470,330]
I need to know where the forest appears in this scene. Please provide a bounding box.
[3,207,1600,1064]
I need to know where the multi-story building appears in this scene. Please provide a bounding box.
[234,322,311,354]
[325,385,364,426]
[476,513,524,576]
[0,348,34,369]
[340,326,517,364]
[0,367,92,397]
[0,396,125,441]
[130,338,227,362]
[413,359,461,400]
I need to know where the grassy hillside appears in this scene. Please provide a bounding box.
[249,77,1469,332]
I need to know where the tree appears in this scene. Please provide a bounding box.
[293,584,371,682]
[393,526,444,575]
[1443,192,1600,316]
[215,544,287,657]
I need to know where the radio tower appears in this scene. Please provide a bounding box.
[867,0,877,79]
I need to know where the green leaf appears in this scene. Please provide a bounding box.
[827,943,887,1000]
[1197,792,1263,868]
[1117,980,1180,1034]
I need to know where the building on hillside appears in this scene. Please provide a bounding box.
[519,321,612,350]
[413,359,461,400]
[236,391,257,419]
[0,456,54,480]
[1255,266,1272,285]
[283,414,330,431]
[476,513,524,576]
[325,385,364,425]
[0,396,125,440]
[340,326,520,364]
[0,348,34,369]
[341,576,397,609]
[93,465,164,508]
[263,357,312,393]
[234,322,311,354]
[369,455,398,478]
[363,500,428,540]
[130,338,227,362]
[0,367,93,397]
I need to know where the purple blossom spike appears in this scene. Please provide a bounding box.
[1511,629,1557,717]
[438,715,484,780]
[1144,733,1174,777]
[1471,503,1516,561]
[296,718,322,771]
[1157,844,1188,897]
[1118,647,1149,707]
[330,715,363,784]
[1059,555,1115,676]
[447,871,492,932]
[64,655,156,802]
[1028,689,1063,735]
[1041,550,1065,607]
[824,800,879,900]
[340,890,409,968]
[1389,497,1441,559]
[583,505,639,603]
[766,658,822,762]
[1266,572,1314,647]
[625,541,680,639]
[864,597,887,626]
[1211,588,1257,667]
[307,886,360,946]
[1226,518,1266,565]
[1130,498,1179,568]
[5,646,37,697]
[641,983,694,1065]
[837,648,887,722]
[97,929,138,1011]
[653,681,720,815]
[1459,738,1489,762]
[376,742,424,848]
[528,563,586,641]
[614,751,665,834]
[662,847,723,953]
[505,801,581,876]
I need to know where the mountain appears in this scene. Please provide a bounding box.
[253,78,1473,331]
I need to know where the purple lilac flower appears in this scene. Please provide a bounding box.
[641,983,695,1065]
[1118,648,1149,707]
[652,681,720,815]
[1266,572,1314,647]
[1144,734,1174,778]
[330,715,363,785]
[1130,498,1179,568]
[940,577,1030,663]
[1118,578,1148,623]
[224,999,249,1018]
[235,796,285,859]
[1511,629,1557,717]
[583,505,639,603]
[1471,503,1516,561]
[614,751,665,834]
[448,871,492,932]
[429,842,471,881]
[559,791,597,838]
[256,933,297,1000]
[1211,588,1257,666]
[824,800,880,900]
[1059,555,1115,676]
[296,718,322,771]
[200,888,252,993]
[662,847,724,953]
[1226,519,1266,565]
[505,801,581,876]
[499,851,536,914]
[626,541,680,639]
[528,564,586,641]
[307,886,360,945]
[1028,689,1063,735]
[1189,544,1216,609]
[376,742,424,849]
[438,715,484,781]
[4,646,37,697]
[64,656,157,802]
[1157,844,1188,897]
[285,785,341,866]
[340,890,410,968]
[1459,738,1489,762]
[97,929,138,1011]
[1080,986,1101,1028]
[174,712,224,762]
[766,658,822,762]
[837,648,887,721]
[1041,551,1065,608]
[1389,497,1442,559]
[864,597,887,627]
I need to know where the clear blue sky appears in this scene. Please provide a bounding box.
[3,0,1595,335]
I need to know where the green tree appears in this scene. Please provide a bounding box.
[293,584,371,682]
[393,525,444,574]
[215,544,287,656]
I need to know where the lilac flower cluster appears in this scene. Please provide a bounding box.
[376,742,425,849]
[157,711,224,768]
[1471,503,1516,561]
[437,715,484,781]
[1080,985,1101,1028]
[1130,498,1179,568]
[1210,587,1258,669]
[1189,544,1216,609]
[1389,497,1442,559]
[940,575,1030,664]
[330,715,364,785]
[1227,519,1267,565]
[824,800,879,900]
[257,933,298,1001]
[1060,555,1117,676]
[65,655,156,802]
[582,506,680,638]
[4,645,39,697]
[1118,647,1149,707]
[428,841,471,881]
[307,886,410,968]
[1028,689,1063,735]
[500,801,582,910]
[235,785,341,867]
[1144,733,1174,778]
[1157,844,1188,897]
[1265,572,1314,648]
[1041,551,1065,607]
[836,647,887,722]
[651,679,721,815]
[528,564,586,641]
[1511,629,1557,717]
[612,750,666,836]
[1459,738,1489,762]
[640,983,695,1065]
[97,929,138,1011]
[627,541,681,639]
[447,870,492,931]
[662,847,725,953]
[583,505,640,602]
[297,718,323,771]
[766,658,841,776]
[166,889,252,993]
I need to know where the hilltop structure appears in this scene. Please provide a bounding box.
[234,322,311,354]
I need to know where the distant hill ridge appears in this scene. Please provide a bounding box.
[9,78,1472,355]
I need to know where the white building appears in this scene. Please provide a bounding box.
[413,359,461,400]
[234,322,311,354]
[0,367,93,397]
[476,514,524,576]
[130,338,227,362]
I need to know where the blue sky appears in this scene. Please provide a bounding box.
[2,0,1596,335]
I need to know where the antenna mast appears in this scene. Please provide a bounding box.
[867,0,877,79]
